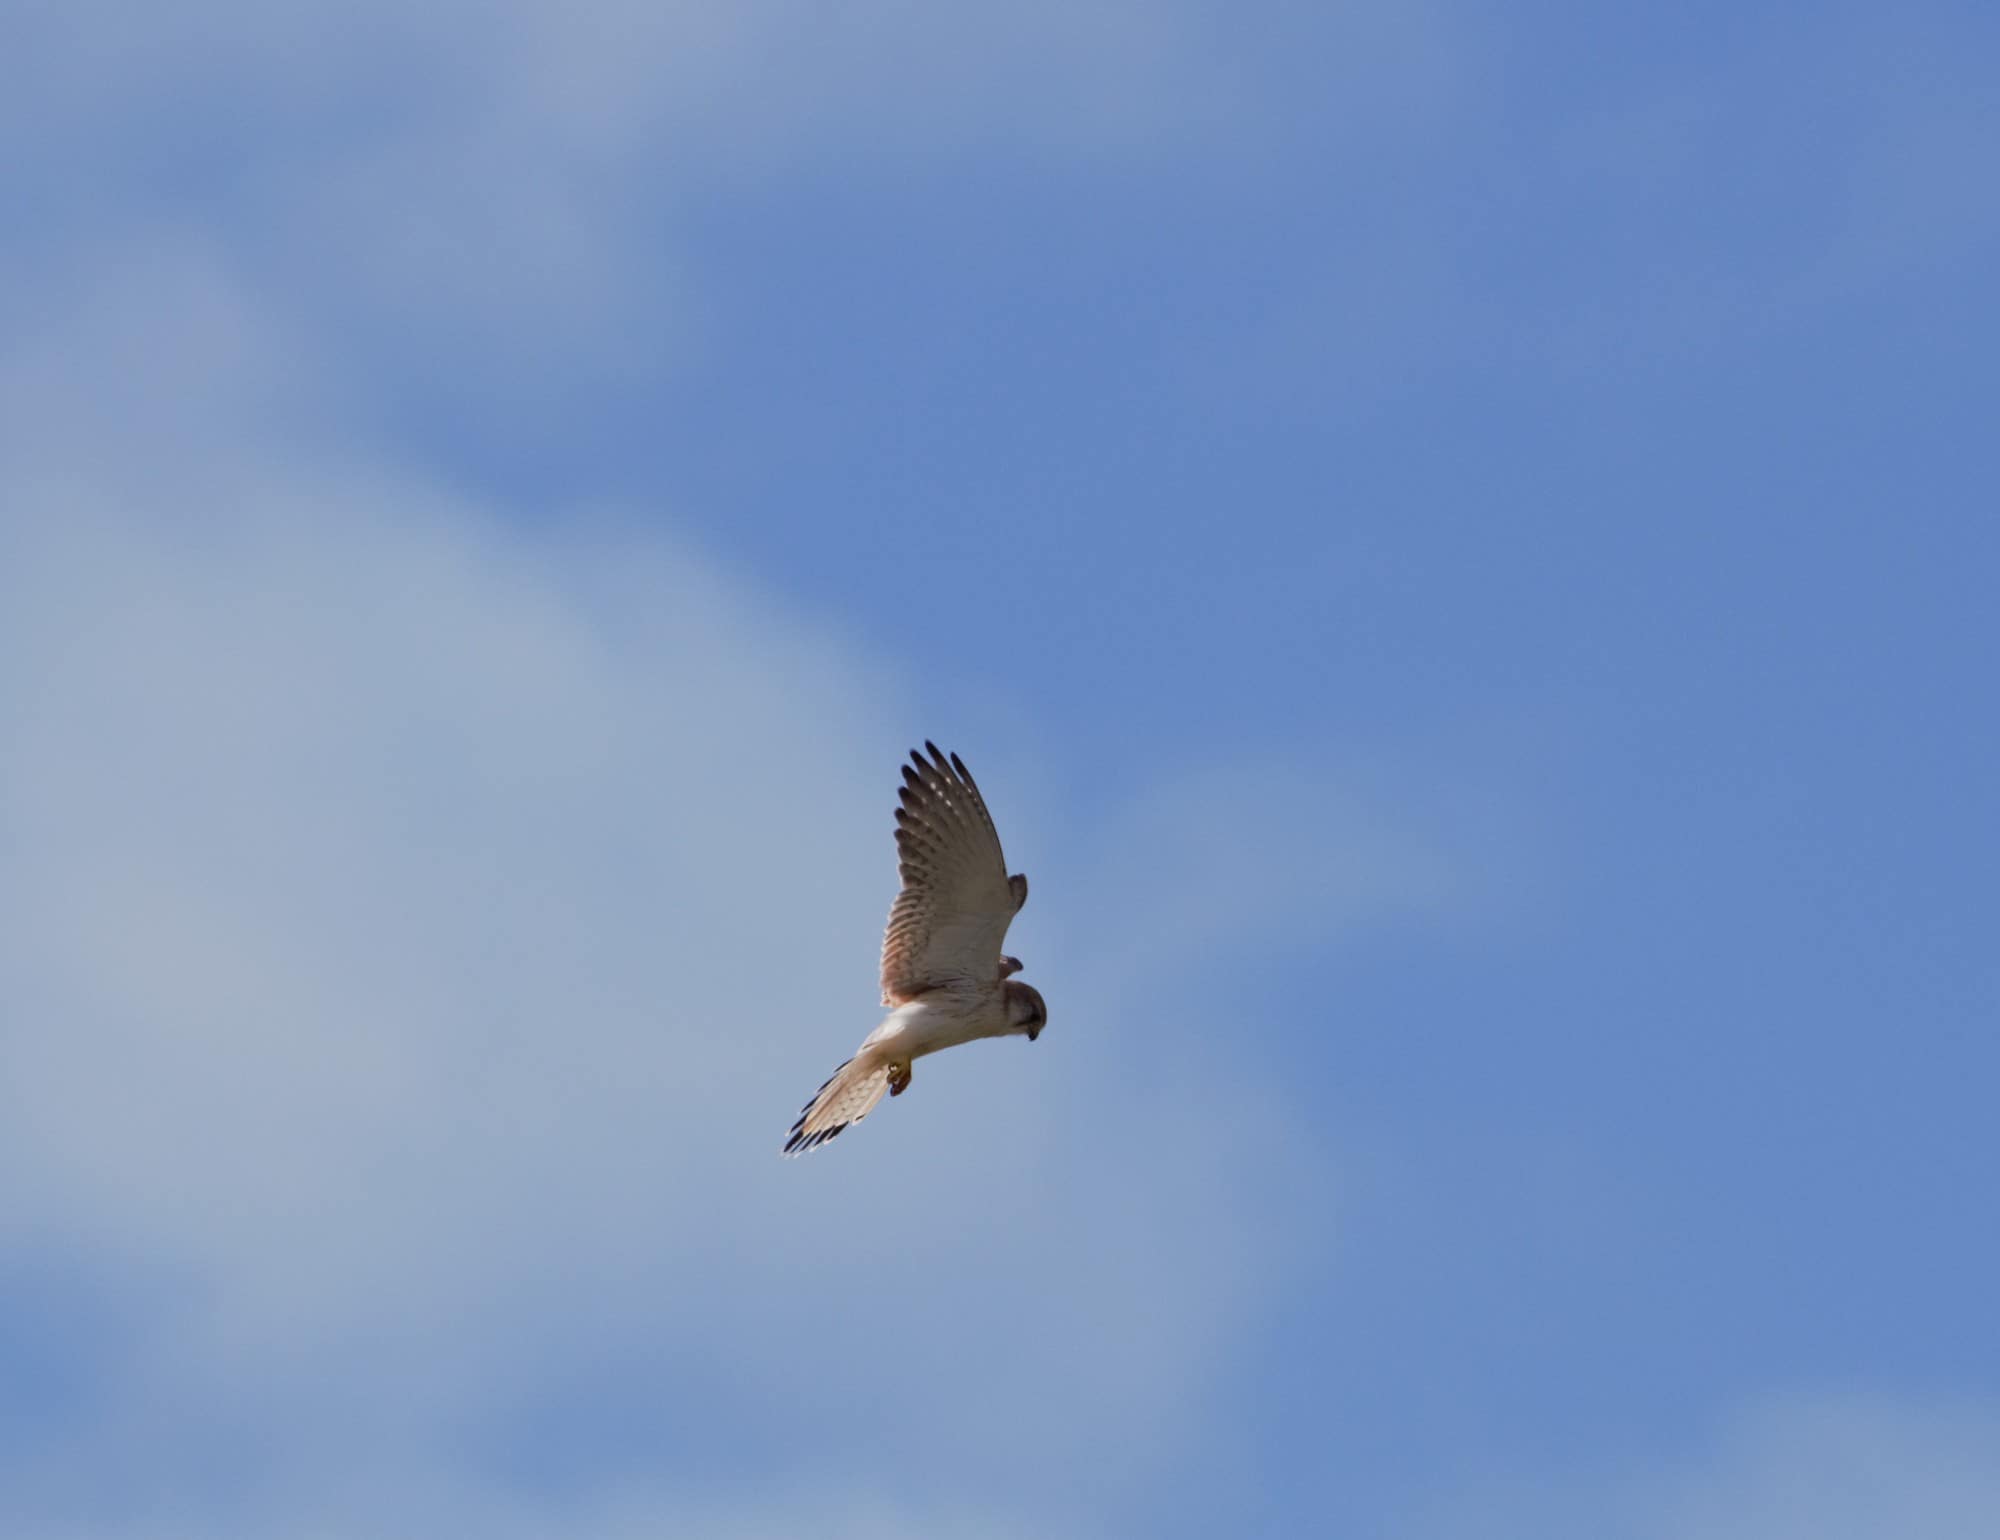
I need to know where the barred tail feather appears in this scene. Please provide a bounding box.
[783,1055,891,1156]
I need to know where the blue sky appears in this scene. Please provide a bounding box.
[3,2,1997,1536]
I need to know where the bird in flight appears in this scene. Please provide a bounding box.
[783,743,1047,1155]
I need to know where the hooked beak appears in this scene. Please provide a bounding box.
[1026,1026,1041,1043]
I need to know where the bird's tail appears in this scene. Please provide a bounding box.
[782,1054,891,1156]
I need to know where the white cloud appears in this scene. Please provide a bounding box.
[0,232,1428,1531]
[5,0,1293,175]
[0,475,1266,1529]
[1,0,1255,392]
[3,0,1467,408]
[0,7,1478,1530]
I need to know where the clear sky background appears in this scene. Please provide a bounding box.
[3,3,1997,1536]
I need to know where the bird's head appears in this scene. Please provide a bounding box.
[1003,981,1048,1042]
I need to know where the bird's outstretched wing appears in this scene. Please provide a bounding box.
[783,1055,891,1155]
[879,742,1027,1006]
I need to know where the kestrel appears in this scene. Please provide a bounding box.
[783,743,1046,1155]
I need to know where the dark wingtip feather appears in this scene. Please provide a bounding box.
[783,1122,847,1156]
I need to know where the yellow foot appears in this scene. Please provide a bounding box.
[888,1061,912,1097]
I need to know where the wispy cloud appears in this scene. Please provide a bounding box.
[0,4,1523,1532]
[0,230,1459,1527]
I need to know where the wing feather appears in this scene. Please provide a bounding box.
[878,742,1025,1005]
